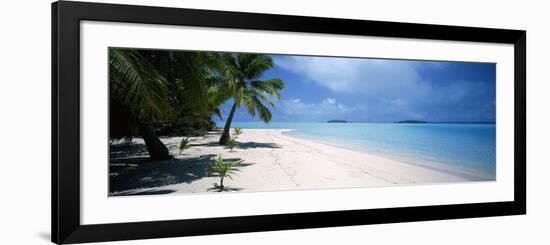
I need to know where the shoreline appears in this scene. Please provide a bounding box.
[282,129,493,181]
[110,128,493,196]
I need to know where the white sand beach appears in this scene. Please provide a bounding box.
[110,129,483,196]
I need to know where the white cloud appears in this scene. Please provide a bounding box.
[278,97,358,120]
[323,97,336,105]
[274,56,435,101]
[280,98,309,115]
[272,56,494,122]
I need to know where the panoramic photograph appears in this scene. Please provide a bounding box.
[108,48,496,196]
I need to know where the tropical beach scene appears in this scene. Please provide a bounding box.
[109,48,496,196]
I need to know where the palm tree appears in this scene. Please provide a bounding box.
[207,155,243,191]
[110,49,226,160]
[140,50,225,133]
[217,54,284,145]
[110,48,173,160]
[169,51,226,131]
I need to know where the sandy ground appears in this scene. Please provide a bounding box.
[109,129,483,196]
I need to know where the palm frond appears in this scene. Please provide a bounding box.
[109,48,172,121]
[242,55,274,80]
[240,93,257,118]
[207,155,243,190]
[251,96,272,123]
[179,137,191,154]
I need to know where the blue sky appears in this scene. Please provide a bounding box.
[218,54,496,123]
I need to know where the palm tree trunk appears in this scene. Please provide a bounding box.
[138,122,171,160]
[219,102,238,145]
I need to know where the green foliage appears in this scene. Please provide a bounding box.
[233,128,243,137]
[207,155,243,191]
[109,49,172,121]
[221,54,285,123]
[227,137,238,152]
[179,137,191,154]
[171,51,227,127]
[110,49,228,137]
[109,48,174,159]
[110,48,228,158]
[109,49,284,159]
[217,54,285,144]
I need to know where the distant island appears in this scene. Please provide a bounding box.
[395,120,427,124]
[327,120,350,123]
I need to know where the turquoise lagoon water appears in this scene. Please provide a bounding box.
[221,122,496,180]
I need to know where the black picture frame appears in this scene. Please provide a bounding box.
[52,1,526,244]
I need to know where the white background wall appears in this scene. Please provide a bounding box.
[0,0,547,244]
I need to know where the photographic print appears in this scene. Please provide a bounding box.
[52,2,525,243]
[109,48,496,196]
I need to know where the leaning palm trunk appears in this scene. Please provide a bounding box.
[137,122,170,160]
[219,102,238,145]
[216,54,284,145]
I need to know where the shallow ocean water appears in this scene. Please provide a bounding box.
[222,122,496,180]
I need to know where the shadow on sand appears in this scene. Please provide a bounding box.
[109,141,149,158]
[109,142,258,196]
[110,154,216,195]
[237,141,281,149]
[189,142,220,147]
[188,141,282,150]
[122,189,178,196]
[207,184,244,192]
